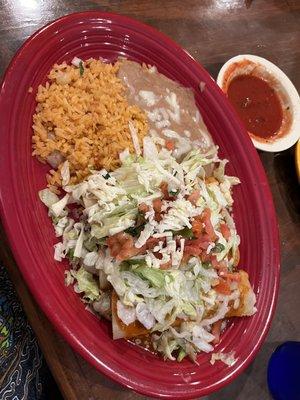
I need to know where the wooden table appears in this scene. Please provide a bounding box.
[1,1,300,399]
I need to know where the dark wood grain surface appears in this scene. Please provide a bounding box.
[0,1,299,399]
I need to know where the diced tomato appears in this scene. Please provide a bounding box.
[145,237,162,250]
[107,233,167,262]
[184,245,202,256]
[119,247,140,261]
[200,252,210,262]
[160,181,169,199]
[212,320,222,344]
[191,216,203,238]
[186,236,211,249]
[165,140,175,151]
[192,209,217,241]
[187,190,200,205]
[181,253,191,264]
[153,252,162,260]
[153,198,162,213]
[211,255,218,268]
[202,208,217,241]
[223,272,241,282]
[199,241,211,250]
[106,233,119,249]
[214,259,227,270]
[218,268,229,277]
[160,260,172,270]
[184,232,212,258]
[107,232,139,261]
[156,213,164,222]
[186,238,210,250]
[211,258,228,276]
[152,198,163,222]
[159,181,175,201]
[138,203,149,213]
[185,239,194,247]
[220,223,231,240]
[214,279,231,295]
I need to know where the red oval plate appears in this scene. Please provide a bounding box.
[0,11,279,399]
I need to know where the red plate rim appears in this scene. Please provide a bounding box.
[0,11,280,399]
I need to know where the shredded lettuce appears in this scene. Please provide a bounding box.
[74,224,85,258]
[39,189,59,207]
[39,135,246,364]
[71,267,100,301]
[134,266,166,288]
[50,194,69,217]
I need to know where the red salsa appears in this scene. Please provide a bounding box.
[227,74,283,139]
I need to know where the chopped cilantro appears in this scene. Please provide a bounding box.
[213,243,225,253]
[125,211,146,237]
[125,223,145,237]
[79,61,84,76]
[123,259,147,268]
[95,237,107,246]
[174,227,194,239]
[84,237,98,252]
[67,248,75,260]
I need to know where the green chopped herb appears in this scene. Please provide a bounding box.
[67,248,75,260]
[79,61,84,76]
[125,223,145,237]
[84,237,98,252]
[103,173,110,179]
[169,189,179,196]
[121,259,146,272]
[174,227,194,239]
[127,259,146,266]
[136,210,146,224]
[95,237,107,246]
[213,243,225,253]
[202,262,212,269]
[125,211,146,237]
